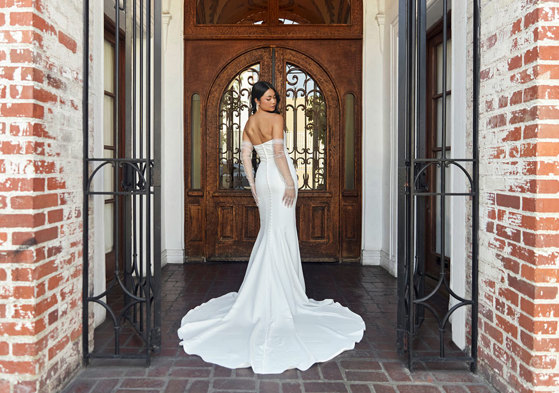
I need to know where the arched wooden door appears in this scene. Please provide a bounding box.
[185,40,362,263]
[183,0,362,263]
[204,47,340,261]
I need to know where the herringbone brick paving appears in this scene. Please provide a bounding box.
[60,263,495,393]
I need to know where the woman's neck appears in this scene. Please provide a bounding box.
[258,108,275,114]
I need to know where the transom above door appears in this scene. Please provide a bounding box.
[184,0,362,39]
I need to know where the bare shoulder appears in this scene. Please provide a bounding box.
[270,113,284,139]
[242,117,255,140]
[245,115,255,128]
[245,116,258,131]
[269,113,284,126]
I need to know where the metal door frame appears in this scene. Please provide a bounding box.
[396,0,480,371]
[82,0,162,365]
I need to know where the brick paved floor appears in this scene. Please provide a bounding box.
[60,263,496,393]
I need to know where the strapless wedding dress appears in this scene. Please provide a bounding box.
[177,133,365,374]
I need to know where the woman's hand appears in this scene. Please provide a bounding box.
[251,184,259,206]
[282,185,296,207]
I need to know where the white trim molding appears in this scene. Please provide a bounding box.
[162,12,172,49]
[376,13,385,52]
[162,249,185,266]
[361,249,382,266]
[380,250,397,277]
[387,15,399,279]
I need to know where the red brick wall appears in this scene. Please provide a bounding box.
[478,0,559,392]
[0,0,83,392]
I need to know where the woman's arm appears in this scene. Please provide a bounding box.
[270,115,295,189]
[241,132,258,205]
[271,116,296,207]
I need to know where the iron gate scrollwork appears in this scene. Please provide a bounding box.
[82,0,162,364]
[396,0,480,371]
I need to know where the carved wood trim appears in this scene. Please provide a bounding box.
[183,0,363,40]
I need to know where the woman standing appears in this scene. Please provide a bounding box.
[177,81,365,374]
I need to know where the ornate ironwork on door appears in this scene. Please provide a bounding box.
[219,64,260,190]
[285,63,327,190]
[82,0,162,364]
[396,0,480,371]
[218,59,327,192]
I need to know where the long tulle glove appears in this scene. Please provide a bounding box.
[241,140,258,205]
[272,138,296,207]
[250,184,258,205]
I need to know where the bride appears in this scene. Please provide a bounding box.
[177,81,365,374]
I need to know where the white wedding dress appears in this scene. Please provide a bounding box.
[177,132,366,374]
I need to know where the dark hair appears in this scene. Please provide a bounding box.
[250,81,280,114]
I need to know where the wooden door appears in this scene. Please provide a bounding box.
[183,11,363,262]
[203,47,340,261]
[185,42,361,262]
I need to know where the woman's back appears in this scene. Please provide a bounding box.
[244,111,283,145]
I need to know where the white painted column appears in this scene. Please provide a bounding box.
[361,0,387,267]
[383,0,400,277]
[449,0,468,350]
[161,0,185,265]
[91,0,106,328]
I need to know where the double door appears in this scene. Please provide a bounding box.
[185,43,362,262]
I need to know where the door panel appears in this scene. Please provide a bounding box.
[342,203,358,240]
[217,205,234,240]
[187,204,203,242]
[310,204,327,240]
[242,206,259,240]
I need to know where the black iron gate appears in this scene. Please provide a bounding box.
[396,0,480,370]
[82,0,162,364]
